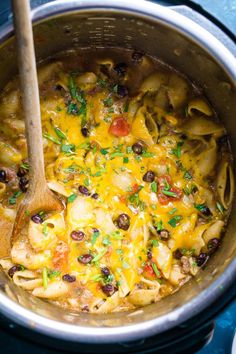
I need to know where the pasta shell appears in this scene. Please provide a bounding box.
[187,98,213,116]
[32,280,69,299]
[140,72,168,93]
[182,116,224,137]
[167,73,189,110]
[196,139,217,177]
[13,270,42,290]
[152,242,172,279]
[169,264,186,286]
[216,161,234,209]
[132,107,158,145]
[0,141,22,166]
[95,292,120,313]
[37,62,62,86]
[203,220,224,244]
[128,287,160,306]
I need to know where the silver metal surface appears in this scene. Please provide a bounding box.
[0,0,235,344]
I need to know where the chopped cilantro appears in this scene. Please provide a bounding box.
[9,191,22,205]
[97,79,107,88]
[126,146,133,154]
[152,263,160,278]
[92,249,107,262]
[110,152,124,159]
[42,223,48,236]
[194,203,208,213]
[84,177,90,187]
[151,181,157,193]
[67,193,77,203]
[123,157,129,164]
[169,207,177,215]
[100,148,109,155]
[156,220,163,232]
[162,190,178,198]
[54,127,67,140]
[43,133,61,145]
[184,170,192,180]
[20,162,29,170]
[171,141,183,158]
[168,215,183,227]
[103,97,113,107]
[61,144,76,154]
[151,239,159,247]
[91,231,100,246]
[142,151,155,158]
[216,202,224,214]
[47,270,61,279]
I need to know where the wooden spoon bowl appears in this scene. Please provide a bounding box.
[11,0,63,246]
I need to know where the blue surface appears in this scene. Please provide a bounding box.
[0,1,235,353]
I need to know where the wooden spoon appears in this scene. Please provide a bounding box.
[11,0,63,245]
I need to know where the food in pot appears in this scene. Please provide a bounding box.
[0,49,234,313]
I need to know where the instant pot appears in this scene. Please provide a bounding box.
[0,1,235,353]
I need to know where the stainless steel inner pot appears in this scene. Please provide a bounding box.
[0,0,236,345]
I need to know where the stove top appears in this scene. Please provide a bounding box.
[0,1,235,353]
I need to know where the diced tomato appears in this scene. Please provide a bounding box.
[157,174,182,205]
[52,242,69,270]
[109,116,130,137]
[157,174,172,188]
[131,183,140,194]
[119,195,127,204]
[143,264,156,279]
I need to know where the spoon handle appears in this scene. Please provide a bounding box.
[12,0,46,191]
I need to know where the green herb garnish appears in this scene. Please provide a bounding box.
[9,191,22,205]
[152,263,160,278]
[151,239,159,247]
[92,249,107,262]
[54,127,67,140]
[67,193,77,203]
[216,202,224,214]
[168,215,183,227]
[184,170,192,180]
[151,182,157,193]
[123,157,129,164]
[169,207,177,215]
[103,97,113,107]
[47,270,61,279]
[43,133,61,145]
[171,141,183,158]
[162,190,178,198]
[91,231,100,246]
[61,144,76,154]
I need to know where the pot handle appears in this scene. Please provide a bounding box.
[154,0,236,57]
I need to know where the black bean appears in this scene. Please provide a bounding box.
[0,170,7,183]
[113,63,127,76]
[115,213,130,231]
[92,228,99,233]
[81,127,90,137]
[158,229,170,241]
[54,84,65,92]
[70,230,85,241]
[31,214,43,224]
[207,238,220,255]
[78,254,93,264]
[180,134,187,140]
[143,170,155,183]
[132,142,143,155]
[78,185,90,196]
[8,265,22,278]
[147,249,152,260]
[101,267,110,276]
[201,205,211,217]
[116,85,128,98]
[17,167,27,177]
[101,283,116,297]
[131,51,144,63]
[62,274,76,282]
[19,177,28,192]
[81,305,89,312]
[197,253,209,267]
[173,248,183,260]
[91,193,99,200]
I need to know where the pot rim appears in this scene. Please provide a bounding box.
[0,0,236,344]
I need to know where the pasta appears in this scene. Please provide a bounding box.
[0,49,233,313]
